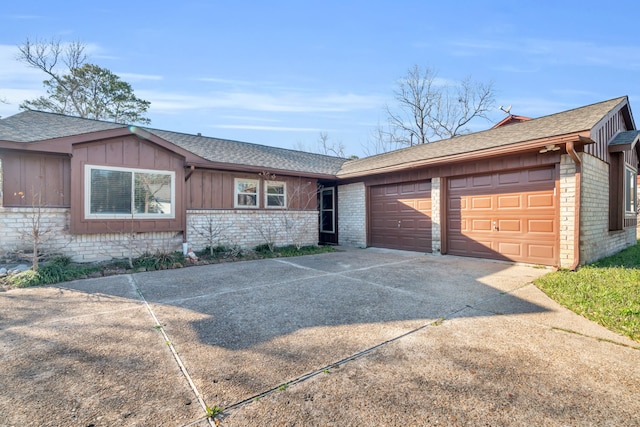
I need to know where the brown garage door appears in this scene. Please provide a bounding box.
[447,166,558,265]
[369,181,432,252]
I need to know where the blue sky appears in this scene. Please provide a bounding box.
[1,1,639,157]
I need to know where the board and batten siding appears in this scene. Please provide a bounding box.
[0,150,71,208]
[186,170,319,211]
[69,135,186,234]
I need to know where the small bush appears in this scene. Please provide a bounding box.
[254,243,273,254]
[8,270,41,288]
[133,251,183,271]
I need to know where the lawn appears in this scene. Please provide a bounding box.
[534,241,640,342]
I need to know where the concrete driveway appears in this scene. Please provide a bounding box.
[1,248,638,426]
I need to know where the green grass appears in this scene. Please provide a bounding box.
[534,242,640,342]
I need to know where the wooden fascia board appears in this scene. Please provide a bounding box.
[0,127,209,163]
[592,97,630,133]
[336,131,592,179]
[185,161,337,180]
[608,133,640,153]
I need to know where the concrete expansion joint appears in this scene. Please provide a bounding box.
[127,274,215,427]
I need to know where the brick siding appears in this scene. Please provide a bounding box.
[186,209,318,250]
[337,183,366,247]
[0,207,318,262]
[579,153,636,264]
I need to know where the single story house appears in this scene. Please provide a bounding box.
[0,96,638,269]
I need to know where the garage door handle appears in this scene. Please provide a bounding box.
[493,221,499,231]
[398,220,401,228]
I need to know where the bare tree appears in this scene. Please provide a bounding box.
[190,213,228,256]
[293,132,348,158]
[380,64,495,151]
[252,172,320,251]
[17,188,56,269]
[17,37,150,124]
[317,132,346,157]
[364,122,406,156]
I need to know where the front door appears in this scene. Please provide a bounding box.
[319,187,338,244]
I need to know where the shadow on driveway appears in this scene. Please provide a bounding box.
[5,248,636,426]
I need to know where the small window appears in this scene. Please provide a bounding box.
[235,178,259,208]
[85,165,175,219]
[625,166,637,214]
[265,181,286,208]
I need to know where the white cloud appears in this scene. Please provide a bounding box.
[450,38,640,70]
[140,89,384,114]
[211,124,322,132]
[116,72,163,81]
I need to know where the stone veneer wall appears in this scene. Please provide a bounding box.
[579,153,636,265]
[0,207,183,262]
[337,182,366,247]
[186,209,318,250]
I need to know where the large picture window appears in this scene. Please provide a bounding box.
[85,165,175,218]
[265,181,286,208]
[625,166,637,214]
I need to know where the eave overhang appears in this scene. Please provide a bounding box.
[336,131,593,179]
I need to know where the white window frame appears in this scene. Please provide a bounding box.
[624,165,637,214]
[234,178,260,208]
[265,181,287,209]
[84,164,175,219]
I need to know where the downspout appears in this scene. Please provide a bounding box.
[566,141,581,270]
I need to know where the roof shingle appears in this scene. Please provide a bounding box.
[337,97,627,177]
[0,111,347,176]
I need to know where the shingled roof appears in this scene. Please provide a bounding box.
[0,110,347,176]
[336,96,628,178]
[0,97,631,178]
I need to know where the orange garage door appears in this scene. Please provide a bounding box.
[447,166,558,265]
[369,181,432,253]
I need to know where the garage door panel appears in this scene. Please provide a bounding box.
[497,171,521,185]
[471,196,492,209]
[528,193,555,208]
[528,219,555,233]
[498,219,521,232]
[449,176,468,189]
[447,166,558,265]
[497,242,522,257]
[472,174,492,188]
[498,195,521,208]
[528,244,555,260]
[471,219,492,232]
[528,167,555,182]
[370,181,432,253]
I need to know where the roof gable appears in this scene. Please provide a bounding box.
[0,110,347,177]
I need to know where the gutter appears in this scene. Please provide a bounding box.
[566,141,582,270]
[337,132,593,179]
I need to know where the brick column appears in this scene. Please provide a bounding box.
[431,177,441,254]
[337,183,367,247]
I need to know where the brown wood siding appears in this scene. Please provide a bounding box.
[187,170,318,210]
[609,153,624,230]
[0,150,71,207]
[350,151,560,188]
[447,166,559,266]
[588,109,627,163]
[369,181,432,252]
[70,135,185,234]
